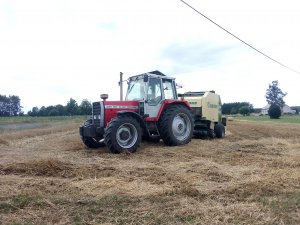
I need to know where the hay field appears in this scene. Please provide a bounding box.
[0,119,299,225]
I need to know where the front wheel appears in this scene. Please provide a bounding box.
[82,137,105,148]
[104,115,142,154]
[81,119,105,148]
[159,105,194,146]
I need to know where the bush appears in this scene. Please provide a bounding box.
[268,104,281,119]
[239,106,250,116]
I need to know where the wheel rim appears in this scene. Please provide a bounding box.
[116,123,138,148]
[172,113,192,141]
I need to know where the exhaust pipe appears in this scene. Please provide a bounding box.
[119,72,123,101]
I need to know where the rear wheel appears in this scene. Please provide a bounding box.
[214,123,225,138]
[104,115,142,154]
[159,105,194,146]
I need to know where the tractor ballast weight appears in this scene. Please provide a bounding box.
[179,91,226,138]
[79,71,194,153]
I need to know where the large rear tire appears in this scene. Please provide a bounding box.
[104,115,142,154]
[159,105,194,146]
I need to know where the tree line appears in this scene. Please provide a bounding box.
[27,98,92,116]
[222,102,254,115]
[29,99,257,117]
[0,95,23,116]
[0,93,260,117]
[1,80,297,118]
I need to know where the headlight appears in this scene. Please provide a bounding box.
[93,115,101,120]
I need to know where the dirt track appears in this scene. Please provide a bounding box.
[0,120,300,224]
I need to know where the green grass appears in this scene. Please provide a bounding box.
[233,115,300,124]
[256,191,300,225]
[0,115,88,125]
[0,194,41,213]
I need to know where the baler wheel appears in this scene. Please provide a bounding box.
[214,123,225,138]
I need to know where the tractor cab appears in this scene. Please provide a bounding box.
[125,71,178,118]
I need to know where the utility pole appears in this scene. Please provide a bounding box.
[119,72,123,101]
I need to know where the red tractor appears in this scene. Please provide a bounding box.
[79,71,194,153]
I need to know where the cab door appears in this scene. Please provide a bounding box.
[144,77,162,118]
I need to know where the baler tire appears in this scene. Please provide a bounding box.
[159,105,194,146]
[214,123,225,138]
[104,115,142,154]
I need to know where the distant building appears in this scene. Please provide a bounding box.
[261,105,269,115]
[261,104,296,115]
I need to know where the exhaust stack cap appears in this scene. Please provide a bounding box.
[100,94,108,101]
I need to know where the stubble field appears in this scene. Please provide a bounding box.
[0,119,300,225]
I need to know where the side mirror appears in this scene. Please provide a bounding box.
[143,75,148,82]
[176,83,183,89]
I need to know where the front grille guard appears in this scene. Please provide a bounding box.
[92,101,104,128]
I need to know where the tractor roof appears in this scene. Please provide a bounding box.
[148,70,166,76]
[129,70,175,81]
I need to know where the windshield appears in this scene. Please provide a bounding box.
[125,77,146,100]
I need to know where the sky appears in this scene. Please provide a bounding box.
[0,0,299,113]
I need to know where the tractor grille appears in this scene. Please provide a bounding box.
[92,102,101,126]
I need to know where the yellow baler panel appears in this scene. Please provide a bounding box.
[201,92,220,122]
[184,92,221,124]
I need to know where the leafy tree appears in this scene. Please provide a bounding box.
[265,80,287,108]
[66,98,78,116]
[48,108,59,116]
[230,107,237,114]
[239,106,250,116]
[9,95,22,116]
[38,106,47,116]
[54,104,66,116]
[0,94,9,116]
[0,94,22,116]
[27,107,39,116]
[268,104,281,119]
[79,99,92,115]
